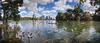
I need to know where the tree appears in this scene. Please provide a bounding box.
[90,0,100,6]
[90,0,100,13]
[90,0,100,21]
[56,12,64,20]
[1,0,23,27]
[2,0,23,22]
[78,0,86,6]
[0,1,2,20]
[74,6,83,14]
[56,0,86,21]
[1,0,23,39]
[74,0,85,13]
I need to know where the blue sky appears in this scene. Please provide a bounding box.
[18,0,98,18]
[0,0,98,18]
[38,2,55,10]
[19,0,74,17]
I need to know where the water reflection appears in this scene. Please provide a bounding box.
[0,22,21,43]
[2,20,100,43]
[56,21,94,35]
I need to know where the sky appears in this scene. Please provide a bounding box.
[0,0,98,18]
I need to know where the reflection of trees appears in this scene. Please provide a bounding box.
[93,22,100,33]
[56,21,93,36]
[0,24,6,41]
[4,25,21,43]
[0,22,21,43]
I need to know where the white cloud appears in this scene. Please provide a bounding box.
[19,0,98,18]
[19,0,76,17]
[38,7,45,11]
[54,0,74,13]
[55,0,67,7]
[19,0,55,17]
[41,10,57,17]
[19,6,33,17]
[20,11,34,17]
[18,6,26,11]
[73,0,79,2]
[38,0,54,5]
[82,0,98,14]
[63,5,74,10]
[67,0,73,2]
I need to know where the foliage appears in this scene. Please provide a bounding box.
[0,0,23,42]
[0,14,2,20]
[56,12,63,20]
[90,0,100,13]
[56,12,72,20]
[56,21,91,36]
[90,0,100,21]
[74,6,83,13]
[56,8,83,21]
[79,0,86,4]
[2,0,23,21]
[90,0,100,6]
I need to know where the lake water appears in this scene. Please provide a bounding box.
[6,20,100,43]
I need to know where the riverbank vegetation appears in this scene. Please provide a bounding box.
[0,0,23,43]
[56,0,100,21]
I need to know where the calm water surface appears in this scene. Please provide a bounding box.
[8,20,100,43]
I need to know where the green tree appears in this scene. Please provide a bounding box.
[90,0,100,13]
[91,0,100,11]
[56,12,64,20]
[79,0,86,4]
[2,0,23,22]
[74,0,85,13]
[74,6,83,13]
[1,0,23,40]
[90,0,100,21]
[56,0,86,21]
[0,11,1,20]
[90,0,100,6]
